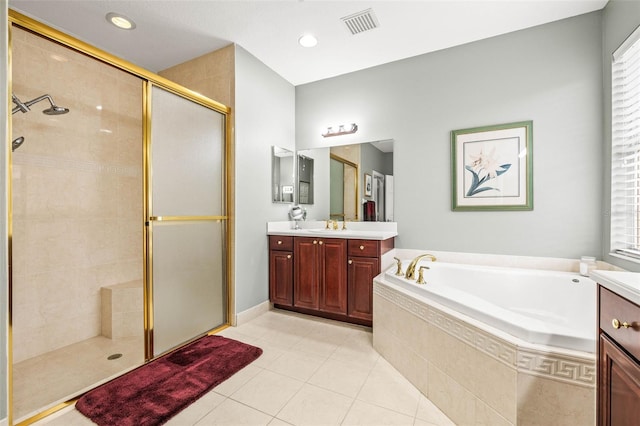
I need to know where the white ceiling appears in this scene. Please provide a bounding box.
[8,0,608,86]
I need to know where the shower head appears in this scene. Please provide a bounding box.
[11,93,70,115]
[12,136,25,151]
[43,105,70,115]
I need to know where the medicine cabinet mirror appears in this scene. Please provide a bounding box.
[271,146,295,203]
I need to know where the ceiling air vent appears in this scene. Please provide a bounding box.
[341,8,379,35]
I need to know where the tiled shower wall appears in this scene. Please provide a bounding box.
[11,27,143,363]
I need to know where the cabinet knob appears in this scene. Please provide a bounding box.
[348,259,353,265]
[359,245,365,250]
[313,240,318,244]
[612,318,632,329]
[319,240,324,245]
[287,254,292,259]
[277,240,282,245]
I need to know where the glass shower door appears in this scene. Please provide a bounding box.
[147,85,227,357]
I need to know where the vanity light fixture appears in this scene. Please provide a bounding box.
[106,12,136,30]
[298,34,318,48]
[322,123,358,137]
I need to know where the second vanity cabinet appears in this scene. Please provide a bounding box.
[597,285,640,425]
[270,234,393,326]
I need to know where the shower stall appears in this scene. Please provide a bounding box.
[9,14,230,424]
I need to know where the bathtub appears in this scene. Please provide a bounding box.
[373,256,597,425]
[383,260,596,353]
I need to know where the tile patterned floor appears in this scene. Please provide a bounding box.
[33,309,455,425]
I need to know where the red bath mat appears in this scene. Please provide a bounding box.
[76,335,262,426]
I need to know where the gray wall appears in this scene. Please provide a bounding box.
[297,12,603,259]
[1,3,7,422]
[234,45,295,315]
[602,0,640,272]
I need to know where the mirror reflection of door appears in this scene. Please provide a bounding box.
[330,154,358,221]
[371,170,385,221]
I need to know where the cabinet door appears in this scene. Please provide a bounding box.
[294,237,320,309]
[269,250,293,306]
[599,333,640,426]
[347,256,379,322]
[319,239,347,315]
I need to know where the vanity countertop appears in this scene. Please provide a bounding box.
[591,270,640,306]
[267,221,397,241]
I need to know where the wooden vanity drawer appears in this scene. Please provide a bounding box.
[600,286,640,361]
[269,235,293,251]
[348,239,380,257]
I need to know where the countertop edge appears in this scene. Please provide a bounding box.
[267,230,398,241]
[591,270,640,306]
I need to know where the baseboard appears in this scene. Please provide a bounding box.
[0,416,7,426]
[235,300,270,326]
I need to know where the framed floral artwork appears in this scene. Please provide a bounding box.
[451,121,533,211]
[364,173,372,197]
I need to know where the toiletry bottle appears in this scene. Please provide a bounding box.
[579,256,597,276]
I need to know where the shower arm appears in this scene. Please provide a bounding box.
[12,94,57,115]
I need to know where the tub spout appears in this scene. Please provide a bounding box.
[405,254,436,280]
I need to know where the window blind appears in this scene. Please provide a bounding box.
[611,25,640,259]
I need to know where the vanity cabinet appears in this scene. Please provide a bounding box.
[294,237,347,314]
[269,236,294,306]
[598,286,640,426]
[347,240,380,322]
[269,234,393,326]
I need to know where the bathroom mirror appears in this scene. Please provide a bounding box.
[298,140,393,221]
[272,146,295,203]
[298,153,314,204]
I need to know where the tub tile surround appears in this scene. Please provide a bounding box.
[373,248,606,425]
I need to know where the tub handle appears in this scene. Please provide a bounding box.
[393,257,403,276]
[612,318,632,329]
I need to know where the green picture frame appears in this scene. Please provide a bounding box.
[451,121,533,211]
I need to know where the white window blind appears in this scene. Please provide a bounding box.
[611,25,640,260]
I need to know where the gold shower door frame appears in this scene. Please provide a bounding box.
[143,82,231,360]
[7,10,233,425]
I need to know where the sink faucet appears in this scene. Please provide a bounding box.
[405,254,436,280]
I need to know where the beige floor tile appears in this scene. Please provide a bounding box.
[166,391,227,425]
[230,369,304,416]
[291,334,340,357]
[330,338,380,369]
[307,357,373,398]
[195,398,273,425]
[415,394,455,426]
[356,358,421,417]
[265,348,327,381]
[27,309,450,426]
[268,418,295,426]
[212,363,263,397]
[342,400,416,425]
[276,383,354,425]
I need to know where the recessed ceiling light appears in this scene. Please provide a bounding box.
[298,34,318,48]
[106,12,136,30]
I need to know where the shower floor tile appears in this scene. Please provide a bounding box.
[13,335,143,422]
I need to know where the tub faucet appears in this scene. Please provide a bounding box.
[393,257,403,276]
[405,254,436,280]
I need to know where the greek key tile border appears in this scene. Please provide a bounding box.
[373,280,595,388]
